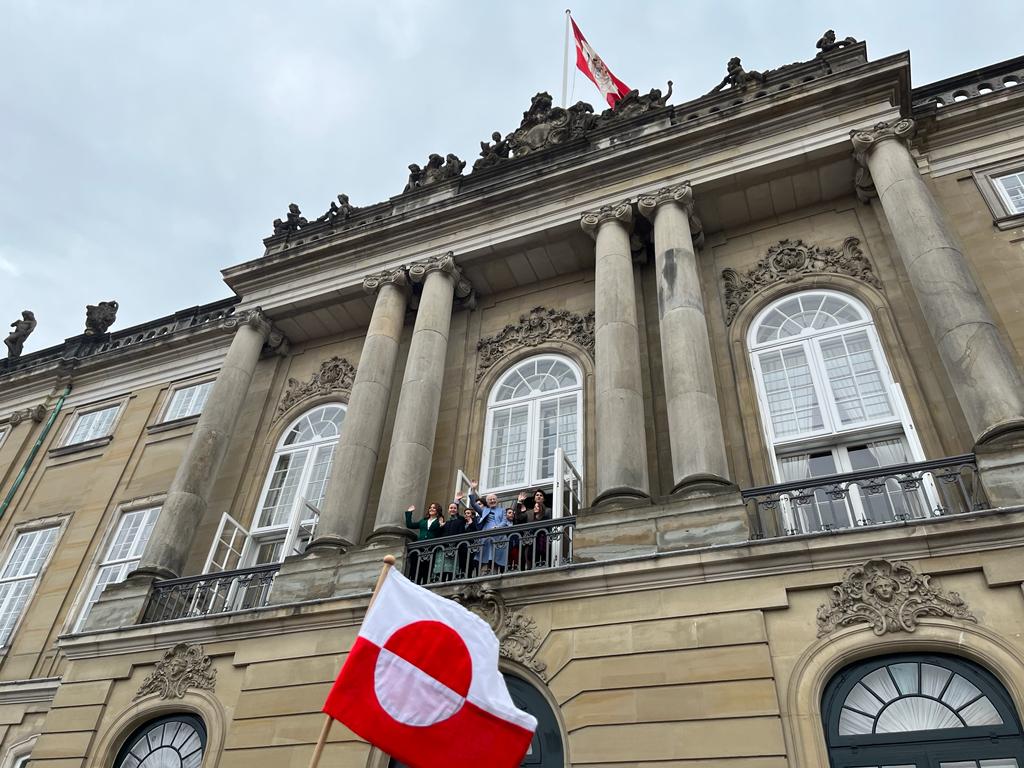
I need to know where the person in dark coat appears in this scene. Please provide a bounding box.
[404,503,445,583]
[442,497,479,578]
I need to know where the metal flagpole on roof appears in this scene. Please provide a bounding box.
[561,9,572,107]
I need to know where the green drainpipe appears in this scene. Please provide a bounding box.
[0,386,71,520]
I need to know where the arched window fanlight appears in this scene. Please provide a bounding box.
[114,714,206,768]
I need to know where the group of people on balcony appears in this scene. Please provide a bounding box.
[404,481,553,584]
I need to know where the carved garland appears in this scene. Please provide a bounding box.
[134,643,217,700]
[452,585,548,679]
[476,306,595,382]
[816,559,977,638]
[276,356,356,419]
[720,236,880,325]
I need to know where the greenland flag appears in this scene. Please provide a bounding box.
[323,568,537,767]
[571,16,630,107]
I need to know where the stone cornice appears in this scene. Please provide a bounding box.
[580,200,633,239]
[0,677,61,705]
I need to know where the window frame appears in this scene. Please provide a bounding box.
[159,377,216,424]
[113,714,207,768]
[479,354,584,497]
[57,399,125,449]
[0,517,65,650]
[971,158,1024,230]
[73,503,161,633]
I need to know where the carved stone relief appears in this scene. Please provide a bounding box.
[720,236,881,325]
[476,306,595,381]
[276,356,356,419]
[816,559,977,637]
[8,404,47,425]
[452,585,547,679]
[134,643,217,700]
[850,118,917,203]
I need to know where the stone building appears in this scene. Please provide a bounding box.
[1,35,1023,768]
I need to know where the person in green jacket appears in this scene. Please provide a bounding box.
[405,503,445,584]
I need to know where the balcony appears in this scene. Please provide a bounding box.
[141,563,280,624]
[404,516,576,585]
[742,454,988,538]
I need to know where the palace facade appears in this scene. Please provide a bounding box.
[2,33,1024,768]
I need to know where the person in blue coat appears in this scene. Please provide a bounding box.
[468,480,511,575]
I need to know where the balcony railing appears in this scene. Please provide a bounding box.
[405,516,576,585]
[743,454,988,539]
[141,563,280,624]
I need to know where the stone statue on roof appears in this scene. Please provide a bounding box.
[315,194,358,224]
[272,203,307,235]
[816,29,858,55]
[507,92,598,157]
[604,81,674,119]
[706,57,766,95]
[4,310,36,359]
[85,301,118,336]
[474,131,511,170]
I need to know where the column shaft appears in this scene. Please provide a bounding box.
[372,255,464,538]
[311,274,408,550]
[138,311,272,577]
[855,119,1024,443]
[640,186,731,491]
[583,202,651,502]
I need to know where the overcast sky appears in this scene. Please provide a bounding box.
[2,0,1018,353]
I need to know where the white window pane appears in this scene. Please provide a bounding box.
[758,347,824,437]
[960,696,1003,726]
[535,395,578,481]
[67,405,120,445]
[861,667,900,702]
[487,405,529,488]
[282,405,345,446]
[997,172,1024,214]
[820,331,893,426]
[942,674,982,709]
[165,381,213,421]
[838,706,875,735]
[979,760,1019,768]
[843,682,884,716]
[875,696,962,732]
[921,663,952,697]
[259,450,309,527]
[754,292,863,343]
[890,662,919,694]
[0,579,32,644]
[302,445,336,511]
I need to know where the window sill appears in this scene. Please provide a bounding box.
[146,415,200,435]
[48,435,113,457]
[994,212,1024,231]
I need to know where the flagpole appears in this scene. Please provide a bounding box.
[307,555,397,768]
[561,9,572,107]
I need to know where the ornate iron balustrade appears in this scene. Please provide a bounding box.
[141,563,279,624]
[743,454,988,539]
[405,516,576,585]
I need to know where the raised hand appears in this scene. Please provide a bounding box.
[455,491,464,501]
[517,491,527,502]
[469,479,479,490]
[407,505,416,513]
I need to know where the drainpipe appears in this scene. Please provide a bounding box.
[0,386,71,519]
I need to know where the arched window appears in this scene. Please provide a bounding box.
[114,714,206,768]
[748,290,926,533]
[250,403,346,564]
[481,355,583,495]
[389,673,565,767]
[823,654,1024,767]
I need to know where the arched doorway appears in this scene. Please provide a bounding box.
[388,673,564,767]
[822,653,1024,767]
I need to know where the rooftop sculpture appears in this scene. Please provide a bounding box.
[404,153,466,193]
[4,311,36,359]
[272,203,307,235]
[816,29,858,55]
[314,194,359,224]
[705,57,766,95]
[85,301,119,336]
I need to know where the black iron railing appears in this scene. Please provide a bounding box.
[405,517,576,585]
[141,563,279,624]
[743,454,988,539]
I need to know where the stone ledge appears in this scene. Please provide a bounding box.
[47,435,113,458]
[145,414,200,435]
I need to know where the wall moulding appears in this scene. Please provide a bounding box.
[452,584,548,679]
[275,356,356,420]
[720,236,881,325]
[475,306,595,382]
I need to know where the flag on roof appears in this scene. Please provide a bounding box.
[571,15,630,107]
[322,568,537,768]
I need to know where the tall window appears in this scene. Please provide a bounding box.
[249,404,346,564]
[823,654,1024,767]
[481,355,583,494]
[163,381,214,422]
[0,526,59,646]
[75,507,159,631]
[749,291,926,533]
[114,714,206,768]
[64,404,120,445]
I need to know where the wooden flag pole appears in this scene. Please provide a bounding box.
[307,554,397,768]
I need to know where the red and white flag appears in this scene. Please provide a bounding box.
[571,16,630,107]
[322,568,537,768]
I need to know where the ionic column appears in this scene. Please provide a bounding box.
[639,184,732,492]
[852,118,1024,443]
[581,201,650,502]
[309,268,410,552]
[136,309,283,579]
[371,252,472,539]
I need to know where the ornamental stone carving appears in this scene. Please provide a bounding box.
[84,301,118,336]
[602,82,673,120]
[404,153,466,193]
[4,311,36,359]
[272,203,307,235]
[314,193,359,224]
[451,585,547,679]
[816,29,858,55]
[8,404,47,425]
[850,118,917,202]
[408,251,475,307]
[638,183,704,247]
[223,308,288,354]
[816,559,976,637]
[134,643,217,700]
[362,266,409,295]
[705,56,766,95]
[580,200,633,238]
[476,306,595,381]
[276,356,356,419]
[507,92,599,158]
[721,236,880,325]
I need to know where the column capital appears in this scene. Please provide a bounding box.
[850,118,917,159]
[409,251,475,307]
[362,266,409,296]
[223,307,288,355]
[638,183,705,248]
[580,200,633,240]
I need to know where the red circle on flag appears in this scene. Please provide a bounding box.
[373,620,472,727]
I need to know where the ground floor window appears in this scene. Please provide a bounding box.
[114,713,206,768]
[823,654,1024,768]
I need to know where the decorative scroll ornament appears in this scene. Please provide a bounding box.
[276,356,356,419]
[850,118,917,203]
[222,308,288,355]
[134,643,217,700]
[638,183,704,248]
[476,306,595,381]
[452,585,547,679]
[408,251,475,309]
[580,200,633,239]
[816,559,976,638]
[362,266,409,295]
[8,404,47,425]
[506,91,599,158]
[721,236,880,325]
